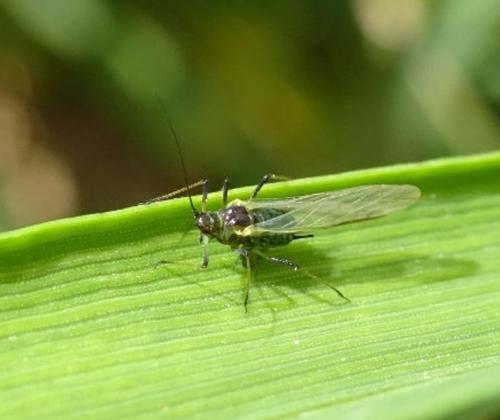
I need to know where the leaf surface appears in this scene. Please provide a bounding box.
[1,153,500,419]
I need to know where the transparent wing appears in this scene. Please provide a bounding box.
[246,184,420,232]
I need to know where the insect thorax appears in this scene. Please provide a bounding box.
[221,205,253,227]
[210,203,295,249]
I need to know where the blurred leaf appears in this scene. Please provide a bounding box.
[106,16,185,103]
[397,0,500,156]
[2,0,115,59]
[1,153,500,418]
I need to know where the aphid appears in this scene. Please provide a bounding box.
[148,121,421,312]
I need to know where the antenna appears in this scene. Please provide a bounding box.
[158,100,198,216]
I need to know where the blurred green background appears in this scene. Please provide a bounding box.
[0,0,499,231]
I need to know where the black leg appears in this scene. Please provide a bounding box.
[253,250,350,303]
[222,178,229,207]
[250,174,289,199]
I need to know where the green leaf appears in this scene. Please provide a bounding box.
[1,153,500,419]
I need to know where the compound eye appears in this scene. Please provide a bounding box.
[196,214,213,234]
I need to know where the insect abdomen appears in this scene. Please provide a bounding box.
[240,232,294,248]
[242,207,295,248]
[219,205,296,248]
[252,208,289,224]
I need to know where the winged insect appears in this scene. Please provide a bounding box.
[148,121,421,312]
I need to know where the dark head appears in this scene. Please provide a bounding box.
[195,211,218,236]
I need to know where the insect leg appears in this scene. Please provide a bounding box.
[222,178,229,207]
[253,250,350,303]
[154,260,202,269]
[141,179,207,204]
[244,254,252,313]
[252,252,300,273]
[201,179,209,212]
[200,233,209,268]
[154,234,208,269]
[250,174,289,199]
[236,248,254,313]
